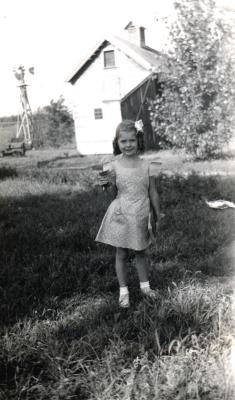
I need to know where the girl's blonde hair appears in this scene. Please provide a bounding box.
[113,119,145,155]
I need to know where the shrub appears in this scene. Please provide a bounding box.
[33,97,75,148]
[149,0,235,159]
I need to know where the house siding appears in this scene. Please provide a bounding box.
[71,43,151,154]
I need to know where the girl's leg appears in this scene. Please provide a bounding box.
[135,249,149,282]
[115,247,128,287]
[115,247,129,307]
[135,250,158,299]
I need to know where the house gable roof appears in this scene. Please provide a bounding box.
[66,34,167,85]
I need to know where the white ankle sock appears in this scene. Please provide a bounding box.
[140,281,150,290]
[120,286,129,295]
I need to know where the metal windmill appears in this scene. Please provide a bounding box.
[13,65,34,147]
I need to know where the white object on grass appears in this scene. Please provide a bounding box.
[205,200,235,209]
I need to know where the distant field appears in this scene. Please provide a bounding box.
[0,122,16,144]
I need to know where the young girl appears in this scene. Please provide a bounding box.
[95,120,161,308]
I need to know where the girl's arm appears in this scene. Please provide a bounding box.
[149,176,161,221]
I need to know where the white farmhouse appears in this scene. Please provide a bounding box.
[66,22,167,154]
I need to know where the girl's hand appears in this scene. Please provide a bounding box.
[98,177,109,187]
[155,220,160,232]
[156,212,165,225]
[157,212,165,221]
[151,212,165,235]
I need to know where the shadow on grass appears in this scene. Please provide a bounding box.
[0,188,116,326]
[0,173,234,327]
[0,165,17,180]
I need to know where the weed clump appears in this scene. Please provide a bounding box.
[0,165,17,180]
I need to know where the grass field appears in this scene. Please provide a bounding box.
[0,122,16,145]
[0,149,235,399]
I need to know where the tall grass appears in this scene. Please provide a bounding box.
[1,280,234,399]
[0,123,16,145]
[0,165,235,399]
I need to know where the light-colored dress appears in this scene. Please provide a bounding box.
[95,158,152,251]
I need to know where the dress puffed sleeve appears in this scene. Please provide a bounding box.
[148,160,162,177]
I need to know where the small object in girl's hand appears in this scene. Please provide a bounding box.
[99,170,109,190]
[99,170,109,177]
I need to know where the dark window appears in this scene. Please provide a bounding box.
[104,50,115,68]
[94,108,103,119]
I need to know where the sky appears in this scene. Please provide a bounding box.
[0,0,175,117]
[0,0,234,117]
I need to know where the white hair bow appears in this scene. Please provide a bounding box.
[134,120,144,132]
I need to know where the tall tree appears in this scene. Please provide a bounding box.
[149,0,235,159]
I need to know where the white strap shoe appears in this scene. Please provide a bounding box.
[119,293,130,308]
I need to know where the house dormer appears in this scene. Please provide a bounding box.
[124,21,146,48]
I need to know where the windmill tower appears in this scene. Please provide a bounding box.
[14,65,34,147]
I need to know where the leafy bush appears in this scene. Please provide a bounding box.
[33,97,75,148]
[149,0,235,159]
